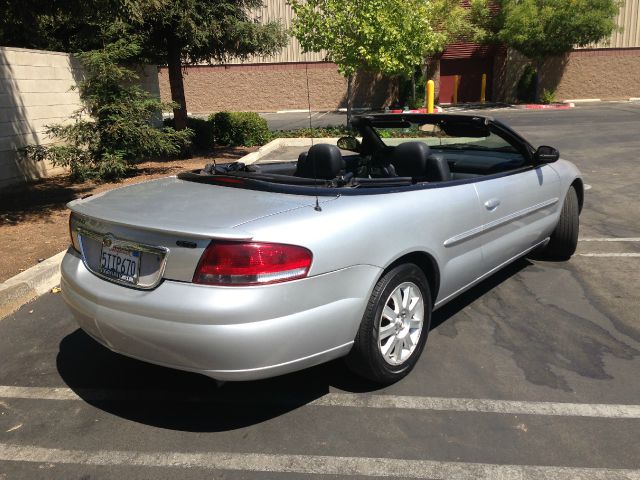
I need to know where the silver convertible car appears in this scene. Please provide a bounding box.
[61,114,583,384]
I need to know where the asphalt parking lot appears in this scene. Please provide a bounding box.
[1,103,639,479]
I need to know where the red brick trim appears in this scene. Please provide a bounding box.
[158,61,338,73]
[571,47,640,57]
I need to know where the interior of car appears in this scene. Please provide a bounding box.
[188,114,542,191]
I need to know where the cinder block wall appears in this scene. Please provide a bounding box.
[0,47,83,189]
[0,46,160,190]
[493,48,640,102]
[158,62,398,114]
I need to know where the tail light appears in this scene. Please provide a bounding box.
[69,213,81,253]
[193,241,312,286]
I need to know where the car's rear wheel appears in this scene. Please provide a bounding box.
[346,263,431,384]
[538,186,580,261]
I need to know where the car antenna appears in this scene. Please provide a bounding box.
[305,62,322,212]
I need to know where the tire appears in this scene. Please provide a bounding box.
[346,263,431,384]
[540,186,580,261]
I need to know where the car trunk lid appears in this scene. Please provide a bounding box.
[68,176,333,287]
[68,176,327,237]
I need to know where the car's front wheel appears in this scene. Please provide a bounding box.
[346,263,431,384]
[538,186,580,261]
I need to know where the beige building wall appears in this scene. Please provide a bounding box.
[494,48,640,102]
[159,63,398,114]
[159,0,398,113]
[0,46,160,190]
[494,0,640,103]
[587,0,640,49]
[225,0,327,65]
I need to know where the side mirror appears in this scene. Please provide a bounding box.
[337,136,360,152]
[535,145,560,163]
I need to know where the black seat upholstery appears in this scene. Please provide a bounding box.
[392,142,451,182]
[295,144,345,179]
[424,153,452,182]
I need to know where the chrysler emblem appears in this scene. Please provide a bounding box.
[102,235,114,248]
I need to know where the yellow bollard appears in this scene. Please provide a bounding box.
[453,75,459,105]
[481,73,487,104]
[426,80,435,114]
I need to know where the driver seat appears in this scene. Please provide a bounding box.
[392,142,451,182]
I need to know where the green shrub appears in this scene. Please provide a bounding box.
[22,40,192,181]
[210,111,271,147]
[271,126,351,138]
[398,67,426,110]
[516,64,537,103]
[164,117,214,151]
[407,95,427,110]
[540,88,556,105]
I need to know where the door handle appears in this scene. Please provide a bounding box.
[484,198,501,210]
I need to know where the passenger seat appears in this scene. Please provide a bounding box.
[295,144,346,179]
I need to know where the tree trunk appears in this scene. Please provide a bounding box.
[411,74,416,105]
[423,62,429,107]
[346,74,353,129]
[167,35,187,130]
[534,58,544,104]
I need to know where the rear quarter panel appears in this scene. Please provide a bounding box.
[234,182,487,306]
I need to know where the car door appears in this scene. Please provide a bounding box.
[430,182,488,305]
[475,163,561,273]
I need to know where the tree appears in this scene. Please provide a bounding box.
[118,0,288,129]
[290,0,470,125]
[1,0,288,130]
[494,0,621,99]
[23,39,192,180]
[0,0,109,52]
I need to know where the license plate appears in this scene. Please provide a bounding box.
[100,245,141,284]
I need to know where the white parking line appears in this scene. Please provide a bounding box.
[0,443,638,479]
[578,237,640,257]
[580,253,640,257]
[579,238,640,242]
[311,393,640,418]
[1,386,640,419]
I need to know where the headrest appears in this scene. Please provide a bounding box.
[392,142,451,181]
[296,143,345,179]
[392,142,431,177]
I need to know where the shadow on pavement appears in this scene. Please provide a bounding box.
[56,330,381,432]
[56,258,532,432]
[431,257,532,330]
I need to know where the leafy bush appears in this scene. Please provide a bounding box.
[22,40,192,181]
[398,67,426,110]
[516,64,537,103]
[164,117,214,151]
[210,112,271,147]
[540,88,556,105]
[272,126,351,138]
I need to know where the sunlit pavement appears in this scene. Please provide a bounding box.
[1,103,639,479]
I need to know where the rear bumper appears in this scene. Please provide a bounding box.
[60,250,380,380]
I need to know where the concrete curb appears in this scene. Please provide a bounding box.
[240,138,341,165]
[389,107,444,113]
[514,103,575,110]
[0,250,66,319]
[564,98,601,103]
[237,138,289,165]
